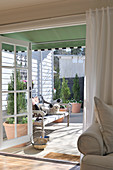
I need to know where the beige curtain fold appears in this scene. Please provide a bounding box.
[84,7,113,130]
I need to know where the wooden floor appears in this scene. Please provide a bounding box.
[0,155,76,170]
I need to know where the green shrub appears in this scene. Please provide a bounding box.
[7,71,27,124]
[72,74,80,102]
[60,77,70,103]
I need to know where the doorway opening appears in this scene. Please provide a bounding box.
[0,24,86,163]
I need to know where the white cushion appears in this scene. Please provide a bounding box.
[94,97,113,154]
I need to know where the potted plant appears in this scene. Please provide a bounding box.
[59,104,67,112]
[3,70,28,146]
[54,77,70,123]
[72,74,82,113]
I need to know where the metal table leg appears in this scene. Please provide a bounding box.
[41,116,45,138]
[67,114,69,126]
[67,107,71,127]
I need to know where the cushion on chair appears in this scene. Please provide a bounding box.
[94,97,113,154]
[81,153,113,170]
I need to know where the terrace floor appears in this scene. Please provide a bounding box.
[1,112,83,163]
[0,154,81,170]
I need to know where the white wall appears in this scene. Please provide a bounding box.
[59,55,85,78]
[32,50,54,102]
[2,50,54,112]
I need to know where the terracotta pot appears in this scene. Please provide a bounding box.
[53,117,64,123]
[53,108,67,123]
[71,103,81,113]
[3,122,27,147]
[59,108,67,112]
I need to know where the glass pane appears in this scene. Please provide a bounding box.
[16,69,27,90]
[3,117,15,141]
[16,47,27,67]
[17,116,28,137]
[16,92,27,114]
[2,93,14,116]
[2,68,14,91]
[2,44,14,67]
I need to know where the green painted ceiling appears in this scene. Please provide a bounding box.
[2,24,86,51]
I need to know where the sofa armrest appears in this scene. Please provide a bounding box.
[77,122,105,156]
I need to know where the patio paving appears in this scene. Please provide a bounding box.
[36,122,83,158]
[1,113,83,160]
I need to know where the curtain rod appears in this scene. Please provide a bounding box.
[32,38,86,45]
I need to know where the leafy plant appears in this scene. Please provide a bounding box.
[6,117,28,124]
[7,71,27,124]
[18,117,28,124]
[60,105,66,109]
[67,98,82,103]
[60,77,70,103]
[72,74,81,102]
[6,117,14,124]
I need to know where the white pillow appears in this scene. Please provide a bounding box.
[94,97,113,154]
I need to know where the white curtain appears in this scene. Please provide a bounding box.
[84,7,113,130]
